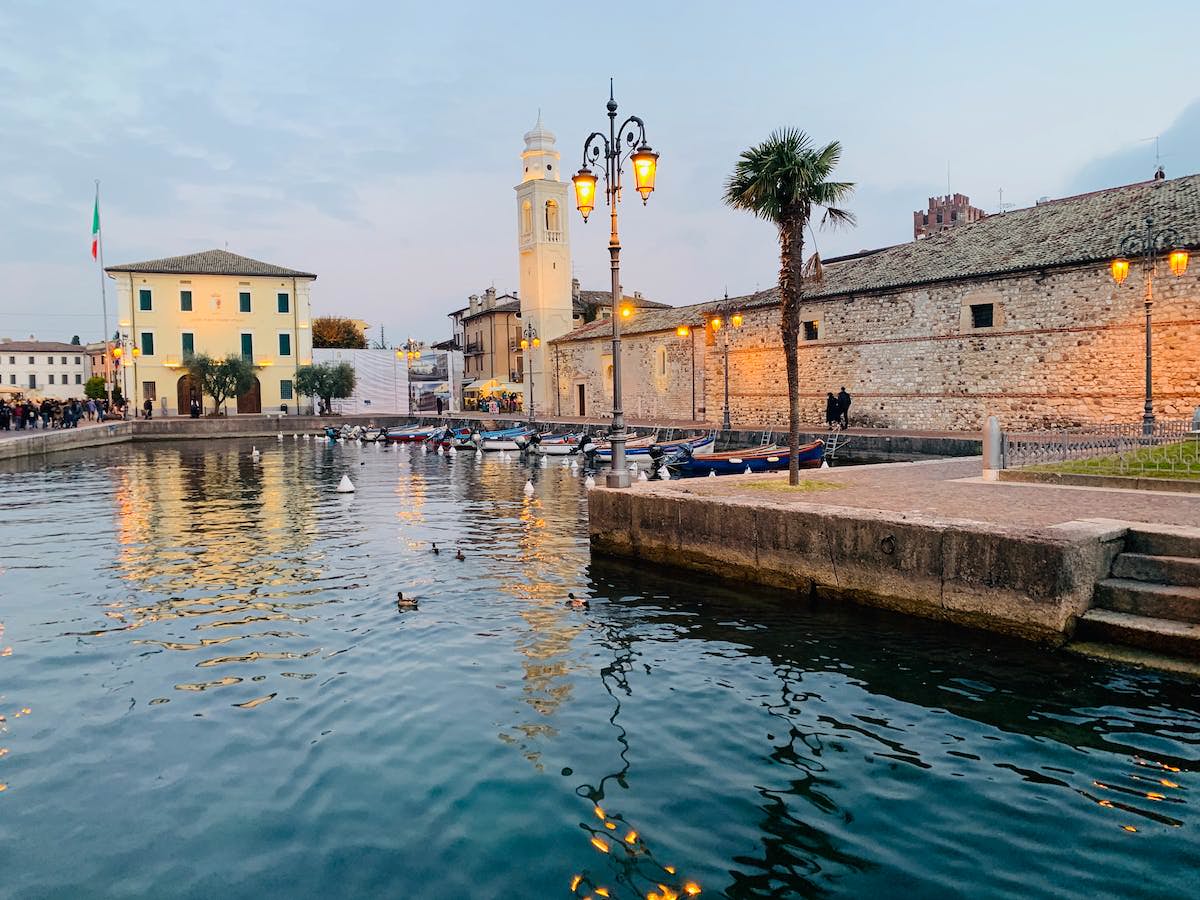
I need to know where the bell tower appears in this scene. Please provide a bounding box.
[516,114,572,416]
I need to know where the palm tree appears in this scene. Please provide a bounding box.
[723,129,854,484]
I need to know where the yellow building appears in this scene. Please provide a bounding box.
[106,249,316,414]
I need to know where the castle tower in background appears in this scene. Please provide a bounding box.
[515,115,573,415]
[913,193,985,239]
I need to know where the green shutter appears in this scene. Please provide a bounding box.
[278,333,291,356]
[180,290,192,311]
[141,332,155,356]
[139,289,152,311]
[241,333,253,360]
[277,292,289,313]
[182,333,194,356]
[280,379,293,400]
[239,291,251,313]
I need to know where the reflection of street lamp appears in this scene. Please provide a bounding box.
[519,323,539,419]
[709,303,743,431]
[571,82,659,488]
[1109,216,1190,434]
[398,338,421,415]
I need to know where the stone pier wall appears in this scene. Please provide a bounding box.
[588,485,1124,641]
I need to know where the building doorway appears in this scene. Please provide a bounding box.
[576,384,586,417]
[177,374,200,415]
[237,377,262,414]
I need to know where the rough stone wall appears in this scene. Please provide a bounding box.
[552,330,708,422]
[552,263,1200,431]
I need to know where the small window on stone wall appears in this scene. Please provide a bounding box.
[970,303,994,329]
[655,346,667,377]
[803,320,819,341]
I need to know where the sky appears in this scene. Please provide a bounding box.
[2,0,1198,346]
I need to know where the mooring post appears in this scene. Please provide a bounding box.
[982,415,1002,482]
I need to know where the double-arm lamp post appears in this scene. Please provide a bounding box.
[570,84,659,488]
[519,323,539,419]
[1108,216,1190,435]
[398,338,421,414]
[676,305,744,431]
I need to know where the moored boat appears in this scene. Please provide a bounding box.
[587,433,715,465]
[473,425,537,451]
[527,431,585,455]
[386,424,440,443]
[667,440,824,476]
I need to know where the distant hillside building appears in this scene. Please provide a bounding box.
[914,193,986,240]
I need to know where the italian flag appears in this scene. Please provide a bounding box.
[91,194,100,260]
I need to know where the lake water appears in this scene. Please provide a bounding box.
[0,437,1196,898]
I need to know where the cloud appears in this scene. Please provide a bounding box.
[1067,99,1200,193]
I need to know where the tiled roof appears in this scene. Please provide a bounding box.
[461,296,521,321]
[0,341,86,352]
[575,290,672,313]
[554,173,1200,343]
[106,249,316,278]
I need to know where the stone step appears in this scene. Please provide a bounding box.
[1065,641,1200,678]
[1125,527,1200,560]
[1074,609,1200,660]
[1094,578,1200,623]
[1111,553,1200,588]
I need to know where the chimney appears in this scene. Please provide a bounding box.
[571,277,581,302]
[469,294,480,314]
[483,286,497,309]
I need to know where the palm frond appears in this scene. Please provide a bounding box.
[802,252,824,283]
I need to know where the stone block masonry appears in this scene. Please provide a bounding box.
[554,261,1200,431]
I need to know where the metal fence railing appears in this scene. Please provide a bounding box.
[1002,418,1200,478]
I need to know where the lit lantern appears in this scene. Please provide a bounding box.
[676,325,690,337]
[111,346,123,360]
[1168,249,1190,277]
[710,316,722,331]
[572,167,598,221]
[131,346,141,358]
[520,338,529,350]
[395,349,403,360]
[1110,257,1130,285]
[630,144,659,203]
[619,303,634,319]
[532,337,541,348]
[730,313,744,328]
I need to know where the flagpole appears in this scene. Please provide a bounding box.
[95,179,112,407]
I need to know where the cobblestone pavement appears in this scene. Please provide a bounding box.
[649,458,1200,530]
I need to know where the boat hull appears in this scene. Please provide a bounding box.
[671,440,824,476]
[593,435,715,463]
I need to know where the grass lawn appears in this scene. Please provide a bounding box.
[1025,439,1200,480]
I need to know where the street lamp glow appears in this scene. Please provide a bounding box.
[630,144,659,203]
[572,168,598,221]
[131,346,141,358]
[730,313,744,328]
[619,303,634,319]
[676,325,690,337]
[1168,249,1190,277]
[710,316,722,331]
[1110,257,1130,285]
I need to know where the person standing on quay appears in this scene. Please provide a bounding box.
[837,386,852,428]
[825,392,840,429]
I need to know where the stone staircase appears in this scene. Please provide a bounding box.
[1073,527,1200,667]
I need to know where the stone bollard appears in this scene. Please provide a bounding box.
[982,415,1002,482]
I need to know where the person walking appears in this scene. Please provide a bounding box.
[837,386,852,429]
[143,397,153,420]
[825,392,840,429]
[436,396,444,417]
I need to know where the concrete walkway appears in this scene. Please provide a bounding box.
[661,458,1200,531]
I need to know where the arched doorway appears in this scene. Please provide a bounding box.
[177,374,201,415]
[237,377,262,414]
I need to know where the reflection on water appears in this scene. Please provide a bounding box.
[0,437,1196,898]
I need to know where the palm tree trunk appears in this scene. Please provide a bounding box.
[779,211,805,484]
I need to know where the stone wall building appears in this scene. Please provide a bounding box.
[552,174,1200,431]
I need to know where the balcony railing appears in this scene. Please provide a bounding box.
[463,339,484,354]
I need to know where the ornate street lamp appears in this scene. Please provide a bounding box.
[398,338,421,414]
[1109,216,1190,434]
[571,81,659,488]
[709,298,744,431]
[519,323,539,419]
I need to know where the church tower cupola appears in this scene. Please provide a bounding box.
[521,113,561,183]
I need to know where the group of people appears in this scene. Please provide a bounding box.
[824,387,853,429]
[462,392,522,414]
[0,396,119,431]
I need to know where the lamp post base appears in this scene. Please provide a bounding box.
[606,468,632,489]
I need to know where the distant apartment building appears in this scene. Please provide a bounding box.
[105,249,316,415]
[0,341,89,399]
[85,340,119,390]
[914,193,986,240]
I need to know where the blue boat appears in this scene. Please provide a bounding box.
[587,433,715,464]
[668,440,824,477]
